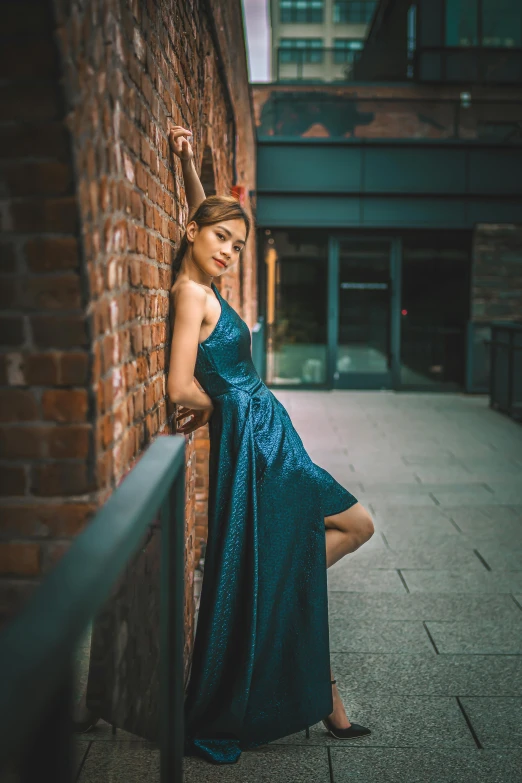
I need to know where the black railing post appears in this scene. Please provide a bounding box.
[160,465,186,782]
[507,328,514,416]
[21,660,75,783]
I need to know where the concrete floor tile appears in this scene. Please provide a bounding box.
[400,569,522,594]
[78,742,159,782]
[329,748,522,783]
[329,619,433,654]
[473,544,522,571]
[460,698,522,748]
[426,618,522,654]
[327,592,521,623]
[344,547,484,571]
[328,653,522,696]
[327,568,407,593]
[185,746,330,782]
[275,694,474,748]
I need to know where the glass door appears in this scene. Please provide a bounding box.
[263,229,330,388]
[330,237,396,389]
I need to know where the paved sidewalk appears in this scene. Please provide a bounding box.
[74,391,522,782]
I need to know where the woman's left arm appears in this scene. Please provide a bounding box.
[168,124,206,216]
[182,157,206,217]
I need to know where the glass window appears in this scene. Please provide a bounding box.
[333,1,377,24]
[482,0,521,46]
[333,39,364,63]
[445,0,521,48]
[445,0,478,46]
[279,38,324,63]
[280,0,324,24]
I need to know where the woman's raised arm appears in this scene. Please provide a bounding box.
[168,124,206,217]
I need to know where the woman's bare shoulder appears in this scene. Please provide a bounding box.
[170,279,208,309]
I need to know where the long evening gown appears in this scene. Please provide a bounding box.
[183,281,359,764]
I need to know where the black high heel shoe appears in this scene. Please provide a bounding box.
[305,679,371,740]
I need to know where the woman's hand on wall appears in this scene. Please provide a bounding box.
[168,124,194,161]
[175,404,214,435]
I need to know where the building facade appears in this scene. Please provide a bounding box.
[253,0,522,395]
[270,0,377,82]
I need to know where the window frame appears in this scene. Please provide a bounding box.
[279,38,325,64]
[444,0,522,48]
[333,1,377,25]
[279,0,325,24]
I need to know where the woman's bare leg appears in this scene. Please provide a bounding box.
[324,502,375,728]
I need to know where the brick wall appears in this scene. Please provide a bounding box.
[0,0,94,617]
[471,225,522,323]
[0,0,256,710]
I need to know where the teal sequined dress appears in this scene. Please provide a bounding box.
[183,281,358,764]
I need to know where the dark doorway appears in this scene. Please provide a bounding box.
[400,231,471,389]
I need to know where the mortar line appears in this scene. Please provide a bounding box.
[75,740,93,783]
[327,745,335,783]
[511,594,522,613]
[422,621,440,654]
[396,569,410,593]
[456,696,483,749]
[473,549,491,571]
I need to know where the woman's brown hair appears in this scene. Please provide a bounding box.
[172,194,252,277]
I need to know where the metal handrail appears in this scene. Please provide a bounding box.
[0,435,186,782]
[485,321,522,422]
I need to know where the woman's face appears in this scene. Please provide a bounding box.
[186,218,247,277]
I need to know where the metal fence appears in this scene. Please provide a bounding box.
[0,435,187,782]
[486,322,522,422]
[257,92,522,143]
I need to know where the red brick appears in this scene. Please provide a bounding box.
[22,353,59,385]
[0,123,70,162]
[24,237,79,273]
[5,162,73,198]
[0,389,39,422]
[59,352,89,385]
[41,541,72,574]
[20,275,82,310]
[0,503,96,538]
[9,197,78,233]
[47,424,91,458]
[30,315,88,348]
[0,464,27,495]
[0,315,25,346]
[42,389,88,422]
[0,543,40,577]
[0,426,46,459]
[32,462,94,496]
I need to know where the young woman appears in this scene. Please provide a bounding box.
[167,125,375,765]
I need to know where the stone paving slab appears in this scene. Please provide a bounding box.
[459,698,522,748]
[473,545,522,571]
[399,569,522,594]
[76,742,159,782]
[77,742,331,783]
[328,653,522,696]
[375,527,466,549]
[425,619,522,654]
[326,592,522,623]
[273,695,475,748]
[329,748,522,783]
[329,619,434,654]
[373,519,466,540]
[343,546,486,570]
[327,568,407,593]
